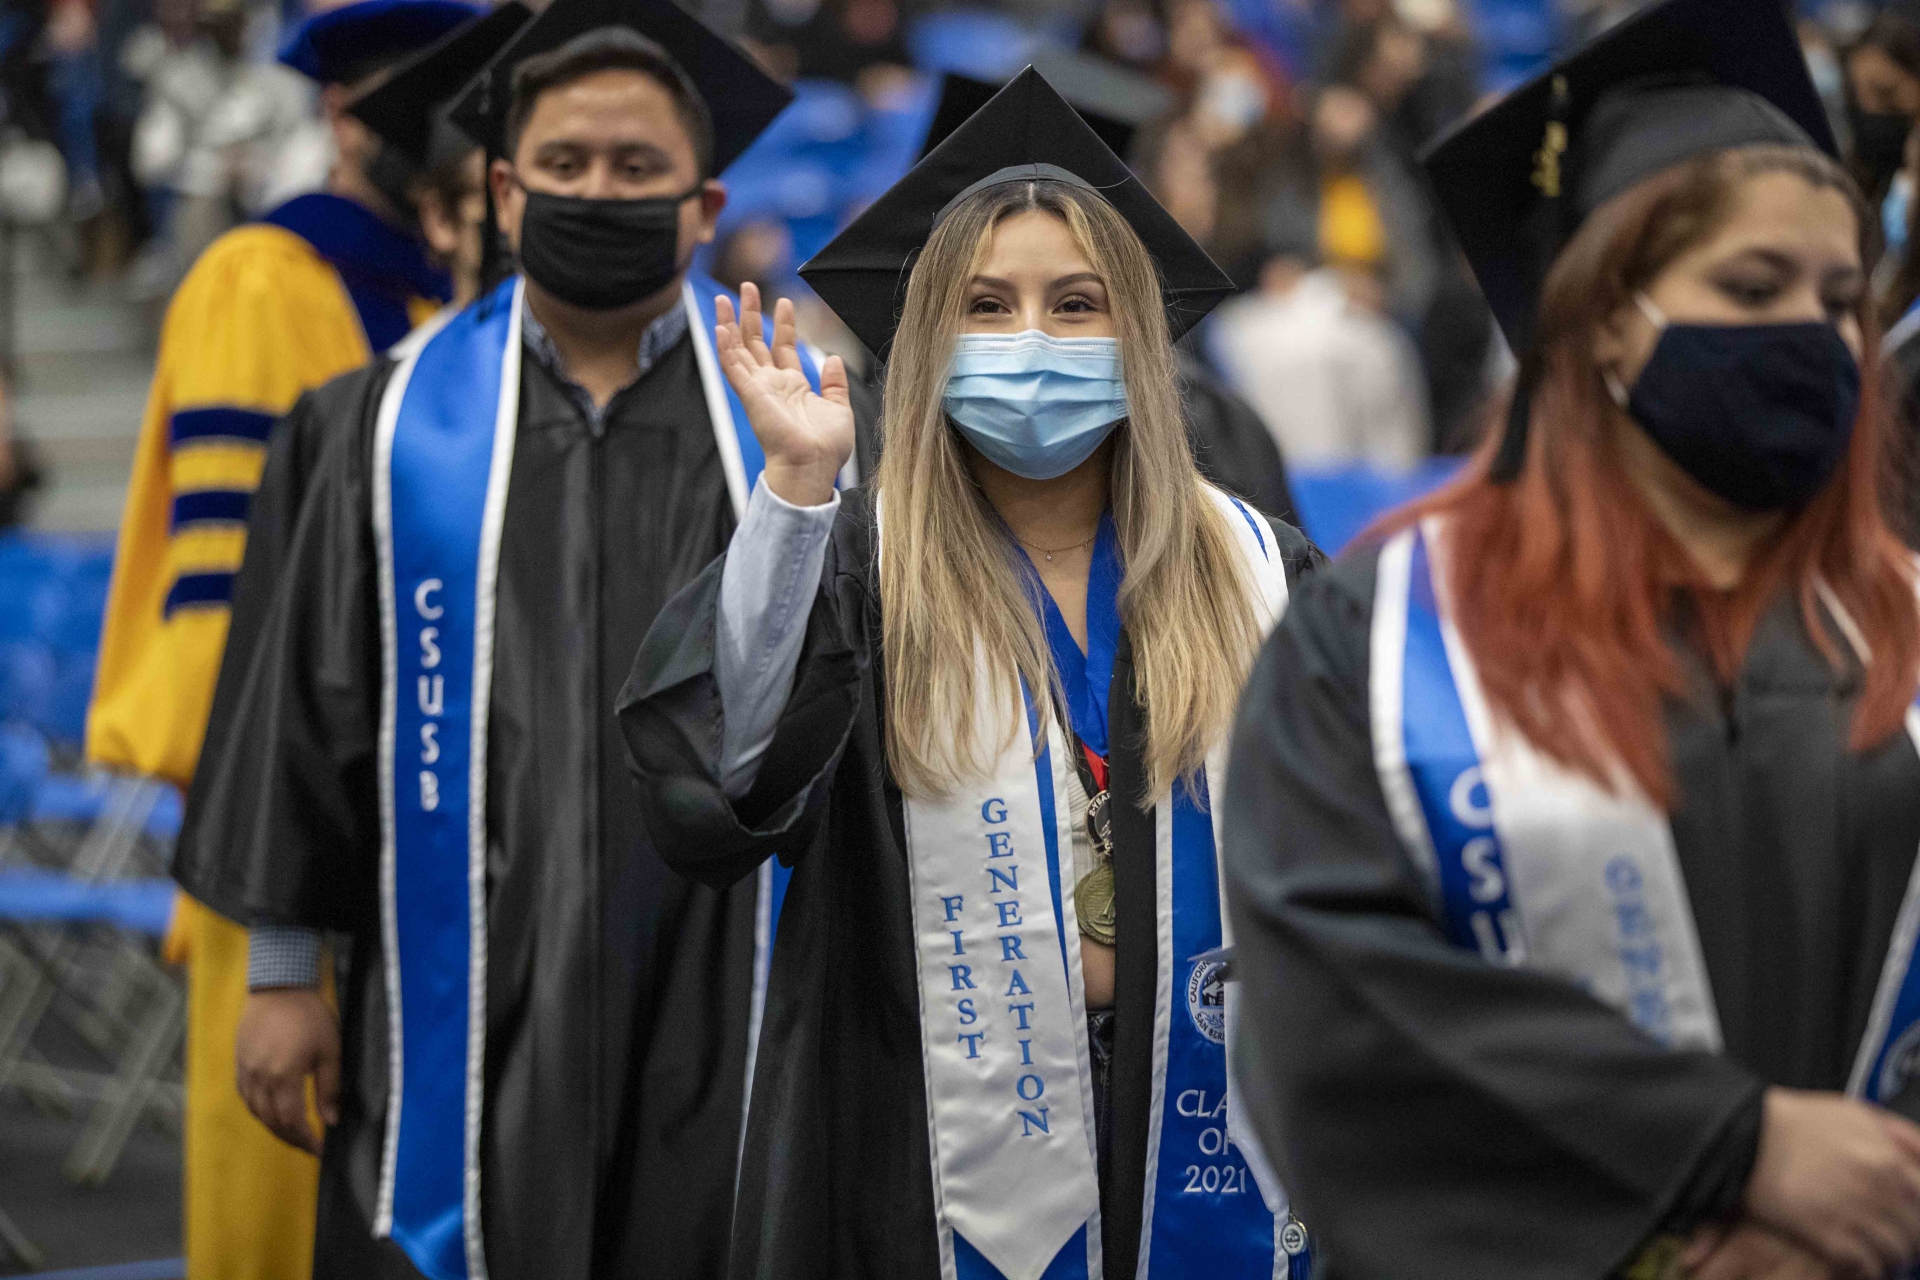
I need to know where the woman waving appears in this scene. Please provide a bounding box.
[619,70,1319,1280]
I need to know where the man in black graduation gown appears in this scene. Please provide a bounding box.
[173,2,874,1275]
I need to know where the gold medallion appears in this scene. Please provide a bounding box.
[1076,862,1117,946]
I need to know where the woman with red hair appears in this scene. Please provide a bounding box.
[1224,1,1920,1277]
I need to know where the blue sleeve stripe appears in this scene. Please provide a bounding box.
[170,489,252,530]
[163,572,234,618]
[1228,495,1270,560]
[169,406,275,447]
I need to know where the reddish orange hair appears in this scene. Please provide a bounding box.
[1384,145,1919,808]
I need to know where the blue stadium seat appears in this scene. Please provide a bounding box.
[904,8,1077,81]
[0,868,176,936]
[1471,0,1558,93]
[1288,460,1465,557]
[0,723,49,826]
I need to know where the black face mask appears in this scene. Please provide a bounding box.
[1620,296,1862,511]
[1850,107,1912,191]
[514,180,699,310]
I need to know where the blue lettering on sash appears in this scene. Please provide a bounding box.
[1401,532,1526,965]
[944,895,966,921]
[989,866,1018,893]
[950,965,976,991]
[1006,970,1031,996]
[1603,854,1673,1043]
[997,901,1023,927]
[1000,936,1026,961]
[381,277,517,1280]
[987,831,1015,858]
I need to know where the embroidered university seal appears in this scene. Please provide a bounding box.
[1186,960,1227,1046]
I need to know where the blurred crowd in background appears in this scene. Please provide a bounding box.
[3,0,1920,522]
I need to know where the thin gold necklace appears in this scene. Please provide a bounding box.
[1015,531,1097,563]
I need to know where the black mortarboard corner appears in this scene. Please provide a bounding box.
[920,49,1177,161]
[1420,0,1834,481]
[801,66,1234,360]
[349,2,533,168]
[443,0,793,172]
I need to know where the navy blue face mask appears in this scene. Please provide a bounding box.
[1611,294,1862,512]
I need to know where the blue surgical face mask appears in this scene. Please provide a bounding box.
[942,331,1130,480]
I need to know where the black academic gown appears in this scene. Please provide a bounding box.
[1221,543,1920,1280]
[1176,346,1297,528]
[177,326,878,1280]
[616,488,1322,1280]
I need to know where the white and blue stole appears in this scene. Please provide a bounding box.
[369,271,821,1280]
[1371,518,1920,1093]
[898,488,1300,1280]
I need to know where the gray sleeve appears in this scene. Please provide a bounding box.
[716,477,840,798]
[248,926,322,990]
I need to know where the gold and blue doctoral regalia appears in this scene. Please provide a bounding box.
[85,5,469,1275]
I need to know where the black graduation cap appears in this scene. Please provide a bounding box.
[1420,0,1833,478]
[349,2,533,168]
[278,0,481,86]
[443,0,792,170]
[921,49,1177,161]
[801,66,1234,360]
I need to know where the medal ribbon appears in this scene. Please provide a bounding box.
[1026,503,1294,1278]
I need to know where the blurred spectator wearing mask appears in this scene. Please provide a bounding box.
[1163,0,1288,150]
[1844,9,1920,245]
[86,5,475,1277]
[1209,198,1429,470]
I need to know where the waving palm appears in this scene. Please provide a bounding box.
[716,282,854,507]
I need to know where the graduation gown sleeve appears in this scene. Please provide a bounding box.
[173,364,390,935]
[87,223,375,787]
[1221,548,1763,1280]
[617,488,876,891]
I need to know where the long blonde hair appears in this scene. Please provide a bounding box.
[876,178,1262,803]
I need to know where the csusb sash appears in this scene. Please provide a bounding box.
[1370,518,1920,1091]
[896,488,1304,1280]
[370,272,821,1280]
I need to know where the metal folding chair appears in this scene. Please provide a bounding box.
[0,777,185,1186]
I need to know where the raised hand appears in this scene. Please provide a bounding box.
[715,282,854,508]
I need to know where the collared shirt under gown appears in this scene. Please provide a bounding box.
[1221,543,1920,1280]
[174,327,878,1279]
[616,488,1322,1280]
